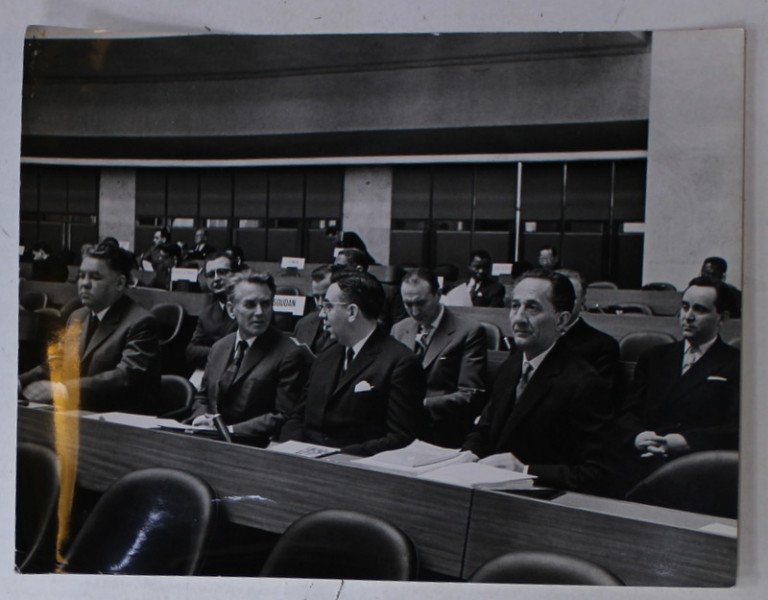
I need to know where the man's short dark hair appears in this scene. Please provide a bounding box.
[156,227,171,242]
[555,268,586,296]
[540,245,558,257]
[99,237,120,249]
[401,268,439,295]
[469,249,492,263]
[311,264,334,282]
[333,271,385,320]
[85,243,135,279]
[515,268,575,313]
[226,271,276,301]
[686,276,735,315]
[703,256,728,276]
[336,248,373,271]
[204,251,235,272]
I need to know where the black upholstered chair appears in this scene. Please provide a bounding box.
[469,551,625,585]
[605,302,654,316]
[20,291,48,311]
[61,467,217,575]
[16,443,60,573]
[159,374,196,419]
[260,509,418,580]
[150,303,185,346]
[624,451,739,519]
[587,281,618,290]
[642,282,677,291]
[619,331,677,362]
[478,321,503,351]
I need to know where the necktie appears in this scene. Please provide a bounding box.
[84,313,100,348]
[343,347,355,373]
[515,362,534,399]
[414,324,432,357]
[469,280,478,299]
[218,340,249,400]
[682,345,701,375]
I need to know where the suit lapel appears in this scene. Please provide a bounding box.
[423,311,455,368]
[81,297,126,361]
[332,330,382,396]
[232,338,266,387]
[667,338,728,401]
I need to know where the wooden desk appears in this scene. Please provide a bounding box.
[16,407,737,585]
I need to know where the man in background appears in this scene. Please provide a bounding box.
[292,264,336,355]
[700,256,742,318]
[463,249,506,308]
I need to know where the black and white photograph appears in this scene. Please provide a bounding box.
[2,2,767,600]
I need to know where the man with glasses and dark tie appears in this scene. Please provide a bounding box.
[189,272,311,439]
[292,264,336,355]
[280,271,426,456]
[19,243,161,413]
[462,270,621,496]
[185,252,239,371]
[619,277,739,471]
[392,268,487,448]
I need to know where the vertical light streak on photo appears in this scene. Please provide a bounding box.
[48,322,81,569]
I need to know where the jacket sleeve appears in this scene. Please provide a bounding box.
[184,316,214,370]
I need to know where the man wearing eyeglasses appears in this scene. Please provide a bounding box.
[189,271,311,438]
[292,264,336,355]
[392,268,487,448]
[280,271,426,456]
[185,252,239,371]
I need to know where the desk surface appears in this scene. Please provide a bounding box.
[16,407,737,585]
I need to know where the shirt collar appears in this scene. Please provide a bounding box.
[684,336,717,356]
[93,306,111,321]
[561,315,581,334]
[420,304,445,333]
[235,331,258,349]
[522,339,559,375]
[350,327,376,358]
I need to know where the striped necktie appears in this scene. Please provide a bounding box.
[515,362,534,399]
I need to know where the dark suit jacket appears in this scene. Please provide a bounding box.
[185,242,216,263]
[464,278,506,308]
[462,339,621,496]
[391,308,487,447]
[192,326,312,436]
[561,317,620,390]
[292,310,335,355]
[30,258,69,283]
[619,337,740,452]
[280,326,427,456]
[185,300,237,369]
[19,294,161,414]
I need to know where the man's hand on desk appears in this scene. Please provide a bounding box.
[476,452,528,473]
[21,380,57,403]
[191,413,234,433]
[635,430,690,458]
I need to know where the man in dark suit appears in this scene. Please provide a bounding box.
[620,277,740,465]
[20,243,161,414]
[462,269,620,496]
[29,242,69,283]
[190,272,311,437]
[557,268,620,389]
[140,227,171,272]
[537,245,561,270]
[185,251,239,371]
[186,227,216,263]
[392,268,487,448]
[292,264,335,355]
[280,271,426,456]
[463,249,506,308]
[700,256,742,318]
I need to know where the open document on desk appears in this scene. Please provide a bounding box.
[81,411,213,431]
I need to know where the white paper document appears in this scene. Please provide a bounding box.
[442,282,473,307]
[352,440,475,475]
[82,412,208,431]
[268,440,340,458]
[418,462,536,489]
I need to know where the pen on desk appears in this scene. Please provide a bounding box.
[211,413,232,443]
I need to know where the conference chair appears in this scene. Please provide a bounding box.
[16,443,60,573]
[433,263,460,285]
[478,321,503,351]
[587,281,619,290]
[61,467,217,575]
[276,286,303,297]
[260,509,418,581]
[159,374,196,419]
[642,282,677,291]
[150,303,185,346]
[618,331,676,389]
[487,349,511,384]
[624,451,739,519]
[469,551,625,585]
[605,303,654,316]
[20,291,48,311]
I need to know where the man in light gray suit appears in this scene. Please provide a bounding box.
[392,268,487,447]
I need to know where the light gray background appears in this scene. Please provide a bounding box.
[1,1,765,599]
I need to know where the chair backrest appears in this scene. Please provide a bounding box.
[478,321,503,351]
[260,509,418,581]
[276,286,302,296]
[20,291,48,311]
[642,282,677,291]
[587,281,618,290]
[487,349,510,385]
[624,451,739,519]
[433,263,460,283]
[62,467,217,575]
[16,443,60,573]
[150,303,185,345]
[727,337,741,350]
[606,303,653,316]
[469,551,624,585]
[159,374,196,419]
[619,331,677,362]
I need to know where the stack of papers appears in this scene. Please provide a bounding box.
[268,440,340,458]
[82,412,210,431]
[419,462,536,489]
[352,440,474,475]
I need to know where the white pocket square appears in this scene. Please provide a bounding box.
[354,380,374,392]
[707,375,728,382]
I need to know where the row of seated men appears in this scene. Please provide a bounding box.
[18,242,740,500]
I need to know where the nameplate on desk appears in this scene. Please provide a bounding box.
[492,263,513,276]
[273,294,306,316]
[171,267,200,282]
[280,256,306,270]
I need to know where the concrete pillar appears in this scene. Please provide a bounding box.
[99,168,136,251]
[644,29,744,289]
[342,167,393,264]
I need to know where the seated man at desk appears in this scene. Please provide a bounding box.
[280,271,426,456]
[556,268,620,390]
[139,227,171,272]
[462,270,622,497]
[19,243,161,413]
[392,268,487,448]
[190,271,311,437]
[292,264,336,355]
[619,277,740,469]
[185,251,239,371]
[451,249,506,308]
